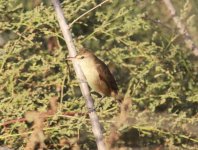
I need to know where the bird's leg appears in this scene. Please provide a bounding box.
[99,95,105,101]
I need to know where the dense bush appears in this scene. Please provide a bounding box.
[0,0,198,149]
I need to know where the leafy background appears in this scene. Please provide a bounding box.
[0,0,198,149]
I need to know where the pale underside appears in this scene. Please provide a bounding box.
[78,55,117,97]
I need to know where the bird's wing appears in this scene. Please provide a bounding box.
[96,58,118,94]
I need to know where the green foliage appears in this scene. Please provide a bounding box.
[0,0,198,149]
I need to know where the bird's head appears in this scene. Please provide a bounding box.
[67,49,94,62]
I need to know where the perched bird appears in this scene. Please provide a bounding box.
[68,49,119,99]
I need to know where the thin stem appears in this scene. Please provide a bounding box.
[51,0,106,149]
[69,0,110,27]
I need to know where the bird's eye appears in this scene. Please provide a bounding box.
[80,56,85,59]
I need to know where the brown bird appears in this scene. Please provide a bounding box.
[68,49,119,99]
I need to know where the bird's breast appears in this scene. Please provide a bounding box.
[78,59,110,96]
[79,60,99,87]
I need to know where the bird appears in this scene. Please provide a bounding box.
[67,49,120,100]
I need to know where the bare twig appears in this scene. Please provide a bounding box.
[0,111,87,127]
[106,97,132,149]
[162,0,198,56]
[25,97,58,150]
[0,118,26,127]
[69,0,110,27]
[51,0,106,149]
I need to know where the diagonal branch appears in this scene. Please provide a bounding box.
[51,0,106,149]
[162,0,198,56]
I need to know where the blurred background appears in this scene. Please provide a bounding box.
[0,0,198,149]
